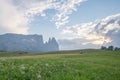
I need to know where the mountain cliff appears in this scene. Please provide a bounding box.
[0,33,59,52]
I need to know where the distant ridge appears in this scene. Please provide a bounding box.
[0,33,59,52]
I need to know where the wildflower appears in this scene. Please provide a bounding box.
[21,71,25,74]
[20,64,25,70]
[45,63,49,67]
[37,74,42,78]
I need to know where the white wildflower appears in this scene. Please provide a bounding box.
[20,64,25,70]
[21,71,25,74]
[45,63,49,67]
[37,74,42,78]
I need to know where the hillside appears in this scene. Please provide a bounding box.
[0,49,120,80]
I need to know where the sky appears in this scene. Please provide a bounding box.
[0,0,120,50]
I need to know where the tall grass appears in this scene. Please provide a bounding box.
[0,49,120,80]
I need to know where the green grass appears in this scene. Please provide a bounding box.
[0,49,120,80]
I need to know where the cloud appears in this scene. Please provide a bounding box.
[61,13,120,49]
[58,38,100,50]
[23,0,86,28]
[51,0,86,28]
[0,0,86,34]
[0,0,28,34]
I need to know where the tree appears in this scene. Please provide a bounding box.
[115,47,120,51]
[101,46,107,50]
[107,45,114,50]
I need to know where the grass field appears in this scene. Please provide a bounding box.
[0,49,120,80]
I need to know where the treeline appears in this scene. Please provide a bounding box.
[101,46,120,51]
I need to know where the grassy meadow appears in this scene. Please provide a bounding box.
[0,49,120,80]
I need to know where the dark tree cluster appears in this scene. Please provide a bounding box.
[101,46,120,51]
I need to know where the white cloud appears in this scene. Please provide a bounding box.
[0,0,86,34]
[51,0,86,28]
[62,13,120,46]
[58,38,100,50]
[0,0,28,34]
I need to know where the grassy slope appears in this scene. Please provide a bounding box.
[0,49,120,80]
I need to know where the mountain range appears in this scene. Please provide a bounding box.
[0,33,59,52]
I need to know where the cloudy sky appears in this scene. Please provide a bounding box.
[0,0,120,50]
